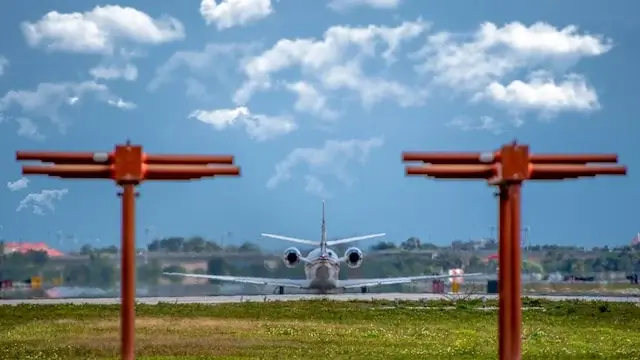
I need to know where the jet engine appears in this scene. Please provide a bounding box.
[344,247,363,268]
[282,247,302,268]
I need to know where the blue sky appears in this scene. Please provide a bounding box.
[0,0,638,252]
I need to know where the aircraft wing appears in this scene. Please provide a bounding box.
[162,272,309,289]
[338,273,483,289]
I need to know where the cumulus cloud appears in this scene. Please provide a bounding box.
[200,0,273,30]
[89,63,138,81]
[0,56,8,76]
[284,81,339,120]
[234,19,428,110]
[474,71,599,114]
[447,115,505,134]
[0,81,135,130]
[412,21,612,121]
[15,117,45,140]
[7,177,29,191]
[266,137,384,195]
[414,21,612,91]
[303,175,331,198]
[21,5,184,54]
[107,98,137,110]
[17,189,69,215]
[148,42,257,92]
[188,106,296,141]
[328,0,403,12]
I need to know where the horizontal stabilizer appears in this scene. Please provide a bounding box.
[261,233,320,246]
[326,233,386,246]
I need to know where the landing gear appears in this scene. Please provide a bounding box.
[360,286,368,294]
[278,286,284,295]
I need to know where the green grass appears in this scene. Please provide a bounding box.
[1,299,639,359]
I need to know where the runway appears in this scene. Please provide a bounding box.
[1,292,637,305]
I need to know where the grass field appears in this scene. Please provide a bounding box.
[455,282,640,296]
[1,298,639,359]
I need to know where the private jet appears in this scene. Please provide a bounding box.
[163,201,481,294]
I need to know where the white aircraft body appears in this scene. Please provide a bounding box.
[163,201,481,294]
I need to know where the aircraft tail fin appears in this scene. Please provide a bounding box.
[320,200,327,253]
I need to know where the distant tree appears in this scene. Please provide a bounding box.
[400,237,421,250]
[147,236,222,253]
[63,254,117,288]
[97,245,118,254]
[206,258,237,284]
[370,241,397,251]
[80,244,93,255]
[23,250,48,267]
[137,259,163,285]
[237,242,261,253]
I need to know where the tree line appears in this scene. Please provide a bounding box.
[1,236,639,289]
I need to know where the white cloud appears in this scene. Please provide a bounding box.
[17,188,69,215]
[200,0,273,30]
[188,106,296,141]
[107,98,137,110]
[148,43,257,92]
[16,117,45,140]
[266,137,384,195]
[474,71,599,113]
[184,78,211,101]
[89,63,138,81]
[0,81,133,129]
[447,115,504,134]
[304,175,331,198]
[328,0,403,12]
[21,5,184,54]
[322,62,427,108]
[234,19,428,107]
[284,81,339,120]
[414,22,612,91]
[0,56,8,76]
[7,177,29,191]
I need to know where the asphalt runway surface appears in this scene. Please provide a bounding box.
[1,293,638,305]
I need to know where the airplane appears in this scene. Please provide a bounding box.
[163,200,482,294]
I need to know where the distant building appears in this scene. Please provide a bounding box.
[486,253,498,262]
[631,233,640,246]
[3,242,64,257]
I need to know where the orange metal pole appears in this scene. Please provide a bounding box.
[120,183,137,360]
[401,143,628,360]
[508,184,523,360]
[16,143,244,360]
[498,184,512,360]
